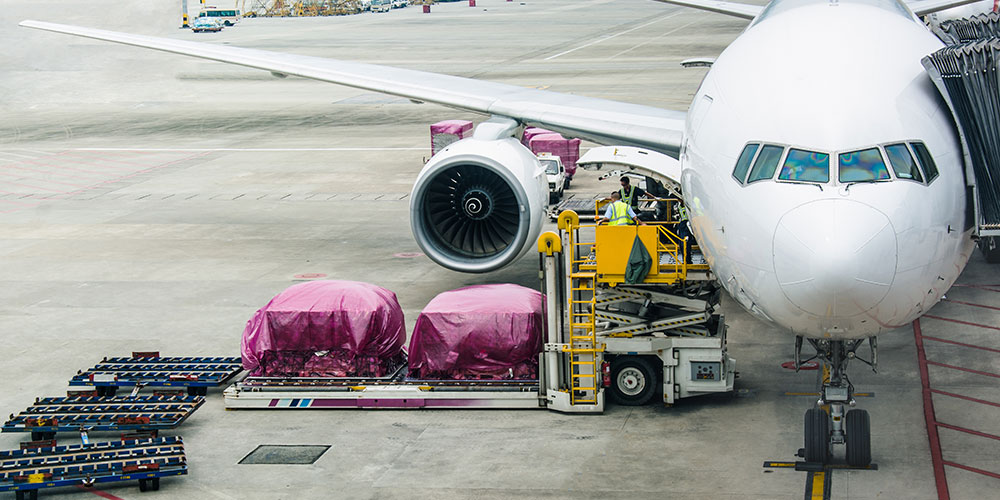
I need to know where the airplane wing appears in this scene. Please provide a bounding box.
[19,20,686,157]
[904,0,986,15]
[650,0,762,20]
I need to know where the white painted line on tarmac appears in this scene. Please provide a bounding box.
[74,147,426,152]
[542,12,681,61]
[607,21,697,60]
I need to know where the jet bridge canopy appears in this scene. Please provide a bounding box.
[923,19,1000,236]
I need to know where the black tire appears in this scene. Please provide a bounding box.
[563,178,570,190]
[846,409,872,467]
[980,237,1000,264]
[804,408,830,463]
[29,490,37,500]
[15,490,25,500]
[151,478,160,490]
[139,479,149,492]
[609,357,658,406]
[549,192,558,204]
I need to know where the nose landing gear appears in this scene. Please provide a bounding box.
[795,336,877,467]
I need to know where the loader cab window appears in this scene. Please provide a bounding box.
[732,143,760,185]
[778,149,830,183]
[747,144,784,183]
[910,142,939,183]
[541,159,560,175]
[838,148,890,183]
[884,143,923,183]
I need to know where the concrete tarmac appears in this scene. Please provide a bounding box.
[1,1,998,498]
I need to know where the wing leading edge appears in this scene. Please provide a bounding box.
[653,0,986,19]
[19,20,686,156]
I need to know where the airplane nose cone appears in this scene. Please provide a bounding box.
[773,199,896,318]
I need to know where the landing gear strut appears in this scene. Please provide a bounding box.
[795,336,876,467]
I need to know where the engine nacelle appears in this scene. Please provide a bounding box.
[410,136,547,273]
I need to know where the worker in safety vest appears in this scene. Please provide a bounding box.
[675,202,694,263]
[619,176,646,210]
[597,191,646,226]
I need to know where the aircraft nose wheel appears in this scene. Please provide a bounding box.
[803,408,830,463]
[846,409,872,466]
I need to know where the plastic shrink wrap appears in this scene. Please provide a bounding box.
[408,284,544,380]
[430,119,474,156]
[241,280,406,377]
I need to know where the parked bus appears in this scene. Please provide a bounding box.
[198,7,241,26]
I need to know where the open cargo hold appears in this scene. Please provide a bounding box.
[430,120,473,156]
[407,284,544,380]
[241,280,406,378]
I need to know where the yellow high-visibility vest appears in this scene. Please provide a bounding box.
[620,185,636,206]
[679,205,689,222]
[608,201,633,226]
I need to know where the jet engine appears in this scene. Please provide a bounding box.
[410,134,547,273]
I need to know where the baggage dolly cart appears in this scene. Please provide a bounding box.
[69,353,243,397]
[0,436,186,499]
[2,395,204,441]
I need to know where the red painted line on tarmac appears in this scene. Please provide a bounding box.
[0,166,91,188]
[936,421,1000,441]
[931,388,1000,408]
[923,336,1000,354]
[926,360,1000,379]
[942,298,1000,311]
[922,315,1000,332]
[944,461,1000,480]
[913,319,950,500]
[1,161,112,181]
[0,176,66,193]
[75,485,126,500]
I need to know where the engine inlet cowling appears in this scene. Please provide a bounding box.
[410,137,546,273]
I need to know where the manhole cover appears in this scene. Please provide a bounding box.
[239,445,330,465]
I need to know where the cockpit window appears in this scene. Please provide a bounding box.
[778,149,829,183]
[838,148,890,182]
[732,143,759,184]
[747,144,784,183]
[884,143,923,182]
[910,142,939,182]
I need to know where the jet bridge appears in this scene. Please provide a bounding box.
[923,14,1000,257]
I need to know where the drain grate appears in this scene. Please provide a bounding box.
[239,445,330,465]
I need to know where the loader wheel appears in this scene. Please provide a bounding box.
[609,357,658,406]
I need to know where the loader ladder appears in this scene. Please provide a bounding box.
[562,213,602,406]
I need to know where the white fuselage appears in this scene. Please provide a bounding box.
[681,0,976,339]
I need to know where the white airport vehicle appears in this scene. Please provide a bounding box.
[372,0,392,13]
[538,153,566,203]
[224,214,735,412]
[197,6,241,26]
[20,0,1000,466]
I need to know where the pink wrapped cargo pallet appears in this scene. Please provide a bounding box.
[430,119,473,156]
[526,131,581,178]
[241,280,406,378]
[408,284,545,380]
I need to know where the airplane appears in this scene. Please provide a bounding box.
[19,0,997,467]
